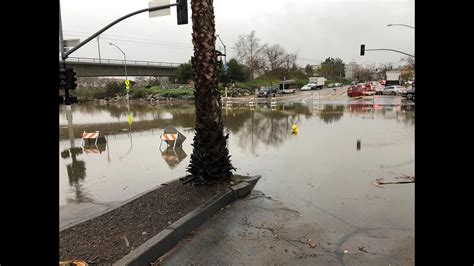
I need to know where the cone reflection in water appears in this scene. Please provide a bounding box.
[82,143,107,154]
[161,145,187,169]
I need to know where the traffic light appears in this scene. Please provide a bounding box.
[65,68,77,90]
[59,67,78,105]
[177,0,188,25]
[69,96,78,104]
[360,44,365,56]
[59,67,67,89]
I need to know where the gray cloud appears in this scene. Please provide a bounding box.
[61,0,414,67]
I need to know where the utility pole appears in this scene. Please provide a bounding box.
[97,36,101,63]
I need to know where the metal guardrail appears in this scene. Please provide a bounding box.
[64,57,180,67]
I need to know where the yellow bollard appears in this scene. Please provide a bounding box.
[291,124,299,134]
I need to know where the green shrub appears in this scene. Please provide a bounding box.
[143,86,194,98]
[104,81,125,97]
[131,87,145,99]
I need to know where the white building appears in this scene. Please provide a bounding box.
[345,62,359,80]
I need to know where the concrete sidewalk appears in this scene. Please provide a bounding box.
[160,190,414,265]
[60,201,121,231]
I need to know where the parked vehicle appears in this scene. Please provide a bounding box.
[385,71,401,86]
[375,86,384,95]
[278,80,297,94]
[308,77,325,90]
[381,85,405,95]
[362,83,376,96]
[334,82,343,87]
[347,84,364,97]
[368,81,383,95]
[401,87,415,100]
[300,83,316,91]
[257,87,277,97]
[327,83,335,88]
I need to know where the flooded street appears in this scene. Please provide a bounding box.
[60,100,414,260]
[60,100,413,205]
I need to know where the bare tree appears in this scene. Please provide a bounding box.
[283,52,298,71]
[262,44,286,72]
[233,31,265,80]
[401,56,415,69]
[400,57,415,81]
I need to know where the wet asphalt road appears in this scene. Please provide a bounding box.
[161,191,414,265]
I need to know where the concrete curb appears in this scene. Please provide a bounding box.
[114,175,261,266]
[60,177,183,232]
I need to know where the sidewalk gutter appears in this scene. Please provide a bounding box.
[114,175,261,266]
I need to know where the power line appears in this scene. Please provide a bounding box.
[63,30,193,48]
[63,33,193,50]
[297,56,323,63]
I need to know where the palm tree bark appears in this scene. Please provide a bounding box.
[184,0,234,185]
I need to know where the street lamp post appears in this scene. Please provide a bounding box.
[109,42,128,100]
[216,34,228,97]
[109,43,127,80]
[216,34,227,67]
[387,24,414,29]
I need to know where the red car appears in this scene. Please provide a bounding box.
[347,84,365,97]
[362,82,376,96]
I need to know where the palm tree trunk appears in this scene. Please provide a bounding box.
[184,0,234,185]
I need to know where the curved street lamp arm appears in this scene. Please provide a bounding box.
[109,43,125,56]
[387,24,414,29]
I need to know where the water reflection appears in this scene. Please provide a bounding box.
[60,102,414,204]
[319,104,345,124]
[59,103,196,126]
[62,147,94,204]
[119,101,134,160]
[82,143,107,154]
[160,145,187,169]
[235,111,292,153]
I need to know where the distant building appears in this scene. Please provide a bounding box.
[345,62,359,80]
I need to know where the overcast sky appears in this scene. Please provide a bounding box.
[61,0,414,68]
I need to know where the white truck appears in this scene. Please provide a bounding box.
[385,71,401,86]
[308,77,326,90]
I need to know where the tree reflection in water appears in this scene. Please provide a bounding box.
[223,104,311,154]
[319,104,345,124]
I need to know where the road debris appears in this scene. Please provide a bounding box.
[123,236,130,247]
[373,176,415,187]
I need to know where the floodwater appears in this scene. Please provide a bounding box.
[60,101,414,232]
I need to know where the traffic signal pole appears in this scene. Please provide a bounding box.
[360,44,414,58]
[62,2,179,60]
[60,1,75,146]
[60,0,187,108]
